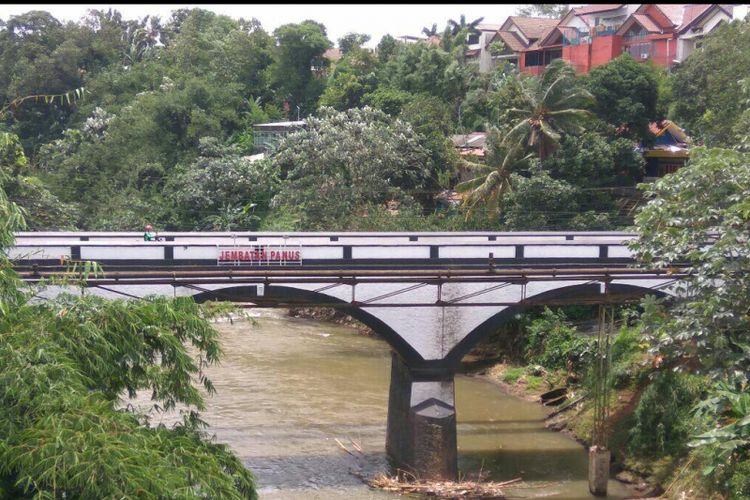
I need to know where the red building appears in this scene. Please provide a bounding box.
[518,4,735,75]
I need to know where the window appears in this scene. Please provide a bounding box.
[467,33,480,45]
[524,51,543,66]
[544,49,562,65]
[624,25,648,41]
[625,42,651,59]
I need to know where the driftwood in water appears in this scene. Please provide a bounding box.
[367,472,522,498]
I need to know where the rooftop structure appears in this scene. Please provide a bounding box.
[252,121,306,152]
[518,4,736,75]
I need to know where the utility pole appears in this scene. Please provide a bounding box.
[296,105,301,121]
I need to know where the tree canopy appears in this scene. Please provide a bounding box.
[630,147,750,379]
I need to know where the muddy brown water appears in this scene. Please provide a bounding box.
[133,309,634,499]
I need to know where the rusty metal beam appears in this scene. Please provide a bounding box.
[17,266,687,281]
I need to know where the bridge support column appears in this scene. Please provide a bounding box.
[385,352,457,481]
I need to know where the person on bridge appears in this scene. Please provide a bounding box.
[143,224,156,241]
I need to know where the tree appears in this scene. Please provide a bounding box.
[671,17,750,147]
[0,173,258,498]
[337,32,370,54]
[516,4,570,19]
[504,59,593,160]
[456,141,531,219]
[422,23,439,37]
[586,54,660,141]
[630,147,750,380]
[271,20,331,118]
[269,106,432,229]
[499,171,580,230]
[447,15,484,37]
[362,86,413,116]
[543,130,645,187]
[375,34,398,63]
[165,137,278,230]
[318,45,378,110]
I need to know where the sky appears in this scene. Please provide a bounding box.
[0,4,527,47]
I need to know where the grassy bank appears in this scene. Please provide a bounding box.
[460,306,741,500]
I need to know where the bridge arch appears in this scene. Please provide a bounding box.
[188,284,424,364]
[444,282,670,367]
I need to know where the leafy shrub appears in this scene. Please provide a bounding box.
[524,307,593,372]
[728,459,750,500]
[628,371,705,458]
[690,382,750,491]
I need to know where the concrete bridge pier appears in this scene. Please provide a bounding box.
[385,352,458,481]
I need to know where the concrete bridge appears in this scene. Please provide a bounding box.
[11,231,683,481]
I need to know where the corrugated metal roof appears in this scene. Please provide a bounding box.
[253,121,306,129]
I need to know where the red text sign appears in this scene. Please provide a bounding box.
[218,247,301,263]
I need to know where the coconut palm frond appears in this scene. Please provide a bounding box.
[539,120,561,142]
[455,176,489,192]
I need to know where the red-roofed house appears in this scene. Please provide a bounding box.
[478,16,561,73]
[641,120,692,179]
[519,4,736,75]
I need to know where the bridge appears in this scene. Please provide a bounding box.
[11,231,684,481]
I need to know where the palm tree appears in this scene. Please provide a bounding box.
[455,138,532,219]
[421,23,438,37]
[447,15,484,36]
[504,59,594,160]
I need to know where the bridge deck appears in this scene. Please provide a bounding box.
[11,231,640,273]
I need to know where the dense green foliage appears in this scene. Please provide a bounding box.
[525,308,593,372]
[628,371,705,458]
[0,170,256,497]
[670,18,750,147]
[586,55,660,141]
[631,147,750,380]
[1,6,712,232]
[269,106,435,229]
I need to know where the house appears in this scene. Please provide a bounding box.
[640,120,692,180]
[462,23,502,72]
[451,132,487,159]
[519,4,736,75]
[480,16,561,73]
[252,121,305,152]
[674,4,736,61]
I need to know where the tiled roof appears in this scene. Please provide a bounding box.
[530,26,562,49]
[654,4,686,25]
[572,4,625,15]
[506,16,561,40]
[632,13,661,33]
[677,4,731,32]
[492,30,528,52]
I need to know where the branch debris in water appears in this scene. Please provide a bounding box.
[366,471,523,498]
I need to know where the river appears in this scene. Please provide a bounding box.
[136,309,634,499]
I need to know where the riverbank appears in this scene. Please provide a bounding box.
[466,362,662,498]
[287,307,376,336]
